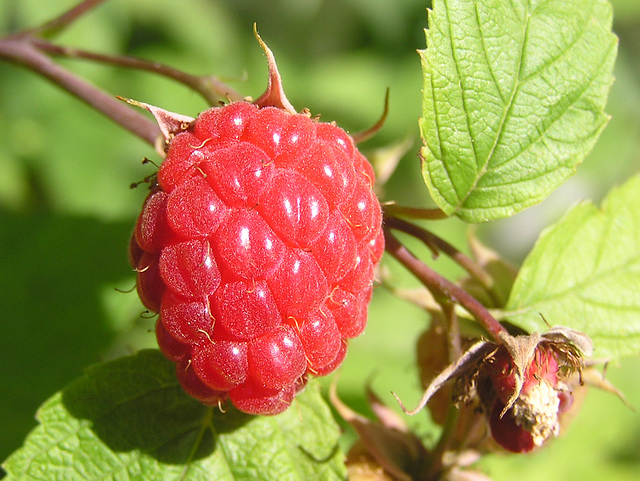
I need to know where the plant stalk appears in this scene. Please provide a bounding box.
[30,38,243,105]
[385,216,497,300]
[0,37,159,146]
[382,204,449,220]
[384,228,506,342]
[10,0,109,39]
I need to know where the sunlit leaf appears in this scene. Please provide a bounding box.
[503,175,640,361]
[2,350,345,481]
[420,0,617,222]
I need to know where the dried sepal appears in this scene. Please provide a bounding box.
[117,96,195,155]
[582,364,634,410]
[252,24,296,114]
[330,382,428,481]
[393,339,496,416]
[351,88,390,145]
[496,331,542,414]
[543,326,594,357]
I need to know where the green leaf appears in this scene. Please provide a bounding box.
[2,350,346,481]
[503,175,640,361]
[419,0,618,222]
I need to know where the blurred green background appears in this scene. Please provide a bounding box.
[0,0,639,479]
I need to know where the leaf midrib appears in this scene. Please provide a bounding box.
[451,0,529,211]
[451,0,607,213]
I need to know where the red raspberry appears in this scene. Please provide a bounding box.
[130,94,383,414]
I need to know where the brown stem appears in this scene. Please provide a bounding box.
[384,228,506,342]
[10,0,109,39]
[0,38,159,146]
[385,216,496,297]
[442,302,461,362]
[424,404,461,481]
[30,38,243,105]
[382,204,449,220]
[1,0,242,146]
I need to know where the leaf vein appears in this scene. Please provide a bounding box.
[454,2,530,210]
[425,69,458,204]
[474,1,508,104]
[482,42,613,179]
[488,7,617,179]
[509,255,640,317]
[519,0,596,84]
[443,0,481,201]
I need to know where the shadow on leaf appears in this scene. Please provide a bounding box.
[61,349,253,464]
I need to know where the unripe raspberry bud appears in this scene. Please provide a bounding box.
[488,344,567,452]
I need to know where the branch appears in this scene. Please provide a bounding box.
[442,301,461,362]
[1,0,242,146]
[384,216,496,297]
[384,228,506,342]
[30,38,243,105]
[382,203,449,220]
[0,38,159,146]
[10,0,109,39]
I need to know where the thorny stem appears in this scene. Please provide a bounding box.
[384,228,506,343]
[424,307,464,481]
[30,38,244,105]
[0,37,159,146]
[385,216,498,302]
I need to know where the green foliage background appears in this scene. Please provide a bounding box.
[0,0,639,479]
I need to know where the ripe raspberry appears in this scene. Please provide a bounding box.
[129,39,384,415]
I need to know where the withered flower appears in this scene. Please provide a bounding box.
[395,326,593,453]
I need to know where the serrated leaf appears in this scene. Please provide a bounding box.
[502,175,640,361]
[419,0,618,222]
[2,350,346,481]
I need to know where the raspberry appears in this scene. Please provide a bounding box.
[487,344,564,452]
[129,42,384,414]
